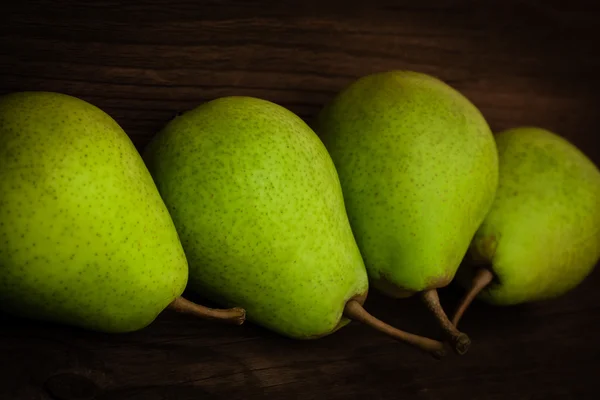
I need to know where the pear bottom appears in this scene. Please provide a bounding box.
[299,292,369,340]
[371,274,453,299]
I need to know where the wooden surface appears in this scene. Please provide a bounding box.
[1,1,599,399]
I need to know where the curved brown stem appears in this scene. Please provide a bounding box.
[452,268,494,327]
[343,300,447,359]
[168,296,246,325]
[421,289,470,355]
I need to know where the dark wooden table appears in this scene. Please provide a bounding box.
[1,1,599,399]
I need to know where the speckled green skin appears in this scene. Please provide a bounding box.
[0,92,188,332]
[315,71,498,296]
[460,127,600,305]
[143,96,368,340]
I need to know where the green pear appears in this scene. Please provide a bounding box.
[143,96,445,356]
[0,91,245,333]
[314,71,499,354]
[452,127,600,326]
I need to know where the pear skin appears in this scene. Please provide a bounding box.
[315,71,499,354]
[0,92,244,333]
[453,127,600,326]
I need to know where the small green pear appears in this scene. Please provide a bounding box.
[315,71,499,354]
[452,127,600,326]
[143,96,445,356]
[0,91,245,333]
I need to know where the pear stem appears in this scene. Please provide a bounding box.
[343,300,447,358]
[421,289,470,355]
[168,296,246,325]
[452,268,494,327]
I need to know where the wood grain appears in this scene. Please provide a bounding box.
[1,1,599,399]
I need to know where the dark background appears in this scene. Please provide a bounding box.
[1,1,599,399]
